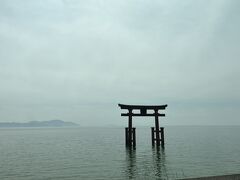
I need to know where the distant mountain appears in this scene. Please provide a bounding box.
[0,120,78,128]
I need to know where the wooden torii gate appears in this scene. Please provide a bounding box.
[118,104,167,147]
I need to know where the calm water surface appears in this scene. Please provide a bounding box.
[0,126,240,179]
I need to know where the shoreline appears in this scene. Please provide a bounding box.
[181,174,240,180]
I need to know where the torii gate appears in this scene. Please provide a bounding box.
[118,104,167,147]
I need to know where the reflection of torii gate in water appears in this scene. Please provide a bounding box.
[118,104,168,147]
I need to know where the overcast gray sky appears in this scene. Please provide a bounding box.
[0,0,239,126]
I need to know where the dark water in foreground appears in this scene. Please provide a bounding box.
[0,126,240,179]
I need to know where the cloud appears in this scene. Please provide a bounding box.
[0,0,239,125]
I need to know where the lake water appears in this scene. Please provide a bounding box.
[0,126,240,179]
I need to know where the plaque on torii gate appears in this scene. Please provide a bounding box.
[118,104,167,147]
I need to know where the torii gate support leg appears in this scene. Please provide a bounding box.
[125,112,136,147]
[155,112,160,146]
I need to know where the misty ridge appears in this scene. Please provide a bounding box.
[0,120,78,128]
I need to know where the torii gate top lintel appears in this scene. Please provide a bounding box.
[118,104,167,117]
[118,104,167,110]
